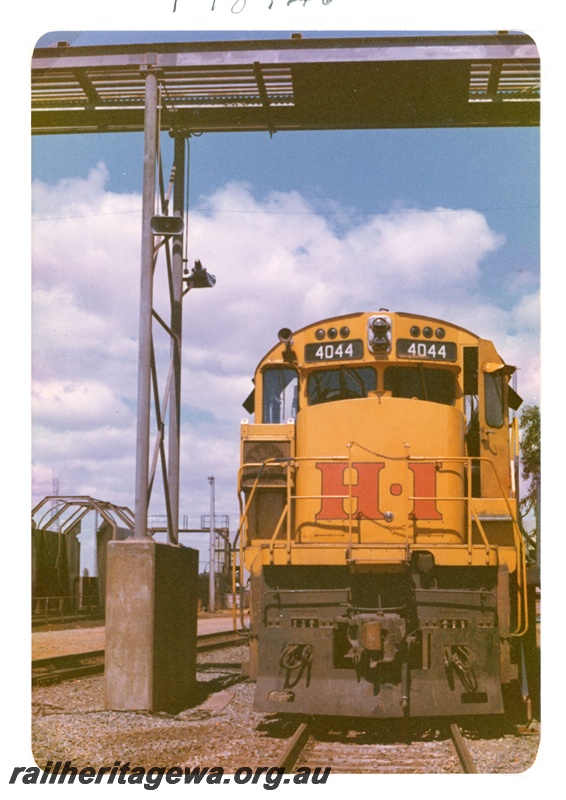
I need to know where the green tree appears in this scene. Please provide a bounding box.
[519,403,540,521]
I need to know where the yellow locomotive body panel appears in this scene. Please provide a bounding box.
[295,397,466,544]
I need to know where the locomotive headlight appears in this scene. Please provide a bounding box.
[368,315,392,354]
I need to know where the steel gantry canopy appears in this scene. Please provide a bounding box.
[31,32,539,136]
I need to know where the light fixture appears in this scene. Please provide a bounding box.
[183,260,216,291]
[150,215,184,236]
[368,314,392,354]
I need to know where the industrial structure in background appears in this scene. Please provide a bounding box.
[31,495,233,620]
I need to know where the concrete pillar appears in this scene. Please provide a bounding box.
[104,539,199,713]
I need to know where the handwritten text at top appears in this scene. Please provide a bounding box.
[173,0,333,13]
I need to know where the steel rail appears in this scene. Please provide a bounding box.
[275,719,479,774]
[32,630,249,686]
[32,610,104,628]
[32,651,105,686]
[275,721,312,773]
[449,722,478,773]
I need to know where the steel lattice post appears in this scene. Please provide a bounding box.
[134,69,159,539]
[167,136,186,545]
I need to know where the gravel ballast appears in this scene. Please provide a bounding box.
[31,645,540,775]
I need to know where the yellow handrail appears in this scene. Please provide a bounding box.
[236,448,529,636]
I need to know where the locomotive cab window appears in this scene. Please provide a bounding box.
[262,367,298,423]
[384,366,456,406]
[484,372,504,428]
[308,367,377,406]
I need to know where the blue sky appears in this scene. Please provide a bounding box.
[31,29,540,569]
[33,124,539,308]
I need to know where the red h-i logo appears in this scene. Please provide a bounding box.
[315,462,442,521]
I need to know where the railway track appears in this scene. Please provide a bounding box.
[32,611,104,630]
[275,718,478,774]
[449,721,477,773]
[32,630,248,686]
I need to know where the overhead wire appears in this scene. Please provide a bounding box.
[32,203,539,223]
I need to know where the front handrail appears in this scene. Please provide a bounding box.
[236,449,529,636]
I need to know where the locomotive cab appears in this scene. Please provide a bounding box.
[238,311,528,718]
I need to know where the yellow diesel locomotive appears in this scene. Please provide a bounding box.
[238,311,529,718]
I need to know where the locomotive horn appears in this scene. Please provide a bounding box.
[278,327,294,345]
[278,327,296,363]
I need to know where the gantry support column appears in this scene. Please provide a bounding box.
[105,74,198,713]
[167,136,185,545]
[134,68,159,540]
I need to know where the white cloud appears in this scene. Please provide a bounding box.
[33,380,134,431]
[341,207,503,291]
[33,163,141,320]
[32,172,540,528]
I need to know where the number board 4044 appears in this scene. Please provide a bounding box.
[397,339,457,362]
[305,339,364,362]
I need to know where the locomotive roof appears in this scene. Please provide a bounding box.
[257,310,482,366]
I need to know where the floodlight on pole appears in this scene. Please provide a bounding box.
[184,260,216,293]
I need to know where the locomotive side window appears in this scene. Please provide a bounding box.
[384,366,456,406]
[463,347,479,435]
[308,367,377,406]
[262,367,298,423]
[484,372,504,428]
